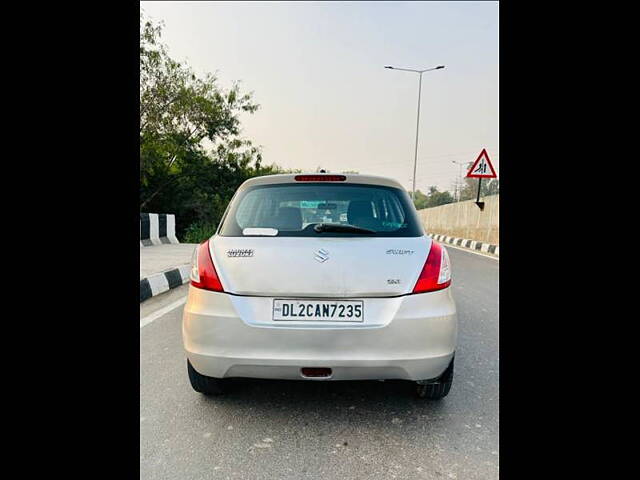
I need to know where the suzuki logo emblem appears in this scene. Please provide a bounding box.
[314,248,329,263]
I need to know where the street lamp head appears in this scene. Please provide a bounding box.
[436,65,445,69]
[384,65,394,69]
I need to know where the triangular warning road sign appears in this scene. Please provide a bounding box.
[466,149,497,178]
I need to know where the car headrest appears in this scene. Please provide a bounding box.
[347,200,374,223]
[274,206,302,230]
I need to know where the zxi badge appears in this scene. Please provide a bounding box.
[314,248,329,263]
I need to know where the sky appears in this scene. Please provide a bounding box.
[141,1,499,193]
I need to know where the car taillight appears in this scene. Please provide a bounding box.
[294,174,346,182]
[412,241,451,293]
[190,239,224,292]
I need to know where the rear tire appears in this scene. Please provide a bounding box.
[416,357,454,400]
[187,360,226,395]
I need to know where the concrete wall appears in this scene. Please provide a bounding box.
[416,195,499,245]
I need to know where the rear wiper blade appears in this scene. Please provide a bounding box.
[313,223,375,234]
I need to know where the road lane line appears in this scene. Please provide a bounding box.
[140,296,187,329]
[444,242,500,261]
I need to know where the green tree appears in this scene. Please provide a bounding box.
[140,14,282,240]
[412,187,455,210]
[412,190,430,210]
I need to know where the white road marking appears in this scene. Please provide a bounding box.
[444,242,500,261]
[140,296,187,329]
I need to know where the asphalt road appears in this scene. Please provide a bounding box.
[140,246,499,480]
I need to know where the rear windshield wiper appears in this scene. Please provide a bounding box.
[313,223,376,234]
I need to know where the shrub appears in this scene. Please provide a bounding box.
[183,221,218,244]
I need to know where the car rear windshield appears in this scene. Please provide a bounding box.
[218,183,424,237]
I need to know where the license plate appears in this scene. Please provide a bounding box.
[273,299,364,322]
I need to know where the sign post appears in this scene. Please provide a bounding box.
[466,148,497,211]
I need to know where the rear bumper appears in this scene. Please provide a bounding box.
[182,287,457,381]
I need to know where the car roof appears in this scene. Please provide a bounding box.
[238,173,406,191]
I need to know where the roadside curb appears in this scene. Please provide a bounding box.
[427,233,499,257]
[140,264,191,303]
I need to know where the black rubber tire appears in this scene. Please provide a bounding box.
[416,357,454,400]
[187,360,226,395]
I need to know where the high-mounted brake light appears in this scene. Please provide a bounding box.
[294,174,346,182]
[190,239,224,292]
[412,241,451,293]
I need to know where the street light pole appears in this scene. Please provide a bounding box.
[385,64,445,201]
[412,72,423,203]
[452,160,465,202]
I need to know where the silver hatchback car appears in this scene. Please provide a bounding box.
[182,173,457,399]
